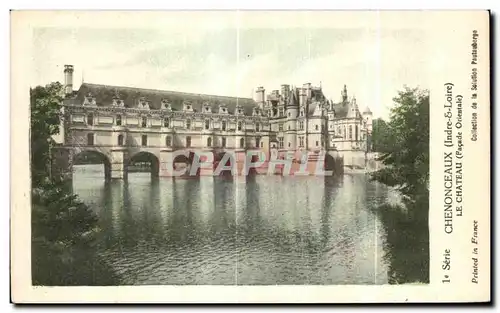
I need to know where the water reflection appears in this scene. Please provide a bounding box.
[72,165,422,285]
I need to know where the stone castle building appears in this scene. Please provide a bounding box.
[53,65,373,179]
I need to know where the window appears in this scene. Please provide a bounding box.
[240,138,245,148]
[118,134,124,146]
[260,141,264,148]
[256,123,260,132]
[316,141,319,147]
[222,137,226,148]
[141,135,147,146]
[349,125,353,140]
[279,108,284,117]
[87,133,94,145]
[222,121,226,131]
[299,121,304,130]
[344,126,347,139]
[288,125,290,130]
[186,136,191,148]
[166,136,172,147]
[116,114,122,126]
[256,137,260,148]
[288,142,291,147]
[279,123,283,132]
[207,137,212,147]
[205,120,210,130]
[237,121,242,131]
[300,110,304,117]
[355,125,359,141]
[164,118,170,128]
[141,117,147,128]
[288,112,291,117]
[186,119,191,129]
[299,136,304,147]
[278,137,284,149]
[315,125,319,131]
[87,113,94,126]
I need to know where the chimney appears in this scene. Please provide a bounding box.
[64,65,74,95]
[255,86,265,104]
[280,84,290,99]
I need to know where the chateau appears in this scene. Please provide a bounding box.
[54,65,373,179]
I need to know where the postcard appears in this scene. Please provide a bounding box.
[10,10,490,303]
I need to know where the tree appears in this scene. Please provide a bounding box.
[371,87,429,208]
[370,118,392,153]
[30,82,63,186]
[30,82,116,285]
[370,86,430,284]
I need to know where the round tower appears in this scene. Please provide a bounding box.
[362,106,373,133]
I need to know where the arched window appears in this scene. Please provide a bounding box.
[141,117,147,128]
[164,118,170,128]
[186,136,191,147]
[240,138,245,148]
[186,119,191,129]
[166,136,172,147]
[355,125,359,141]
[207,137,212,147]
[349,125,353,140]
[117,134,124,146]
[205,120,210,130]
[222,121,227,131]
[237,121,242,131]
[87,133,94,145]
[116,114,122,126]
[87,113,94,126]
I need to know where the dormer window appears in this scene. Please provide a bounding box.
[163,118,170,128]
[222,108,226,113]
[187,105,191,110]
[161,99,171,110]
[116,114,122,126]
[238,109,242,114]
[205,107,210,112]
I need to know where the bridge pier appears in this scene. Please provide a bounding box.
[110,148,128,180]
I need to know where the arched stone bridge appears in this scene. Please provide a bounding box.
[51,144,344,181]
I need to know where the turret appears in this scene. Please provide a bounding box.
[363,106,373,133]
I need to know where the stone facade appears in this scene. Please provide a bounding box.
[52,65,372,180]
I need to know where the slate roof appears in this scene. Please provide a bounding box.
[72,83,257,115]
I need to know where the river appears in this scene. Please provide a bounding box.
[72,164,415,285]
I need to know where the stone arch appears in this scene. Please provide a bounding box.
[128,151,160,178]
[72,150,112,181]
[325,152,344,176]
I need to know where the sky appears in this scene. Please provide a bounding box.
[31,11,431,119]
